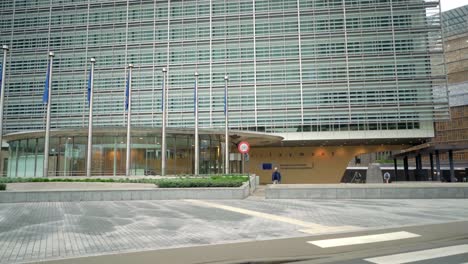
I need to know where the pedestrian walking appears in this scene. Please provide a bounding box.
[272,167,281,184]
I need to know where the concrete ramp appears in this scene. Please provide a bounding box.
[366,163,383,183]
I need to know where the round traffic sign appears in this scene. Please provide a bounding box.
[238,141,250,154]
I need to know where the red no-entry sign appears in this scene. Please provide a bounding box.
[238,141,250,154]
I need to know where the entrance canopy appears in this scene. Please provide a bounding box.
[393,142,468,158]
[3,127,282,177]
[4,127,283,147]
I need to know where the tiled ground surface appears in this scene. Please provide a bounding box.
[1,199,467,263]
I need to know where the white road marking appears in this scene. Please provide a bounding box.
[185,200,358,234]
[364,244,468,264]
[307,231,420,248]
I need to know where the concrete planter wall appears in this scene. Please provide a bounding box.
[266,183,468,199]
[248,175,258,194]
[0,179,254,203]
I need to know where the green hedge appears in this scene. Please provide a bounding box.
[156,178,245,188]
[0,183,6,191]
[0,175,249,188]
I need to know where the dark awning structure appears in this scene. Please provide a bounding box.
[392,142,468,182]
[393,143,468,158]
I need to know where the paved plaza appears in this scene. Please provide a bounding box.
[1,198,468,263]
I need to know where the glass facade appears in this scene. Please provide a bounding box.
[442,5,468,38]
[6,130,226,177]
[0,0,449,137]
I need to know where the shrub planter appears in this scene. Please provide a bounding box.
[0,177,256,203]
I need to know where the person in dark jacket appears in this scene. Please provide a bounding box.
[272,167,281,184]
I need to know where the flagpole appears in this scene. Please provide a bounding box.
[86,57,96,177]
[125,64,133,177]
[43,51,54,178]
[224,75,229,175]
[194,72,199,175]
[0,45,9,163]
[161,67,167,176]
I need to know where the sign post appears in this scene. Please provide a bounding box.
[244,153,250,175]
[238,141,250,175]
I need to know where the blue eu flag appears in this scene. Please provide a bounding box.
[193,80,197,116]
[224,87,227,115]
[125,71,129,111]
[161,78,164,111]
[0,64,3,91]
[42,61,51,104]
[87,67,92,106]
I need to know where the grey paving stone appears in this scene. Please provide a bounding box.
[69,192,82,202]
[365,188,381,199]
[0,193,11,203]
[453,188,465,198]
[408,188,425,199]
[0,199,468,264]
[438,188,451,198]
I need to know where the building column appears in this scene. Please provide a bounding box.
[429,153,434,181]
[435,150,441,181]
[414,155,419,181]
[393,158,398,181]
[113,137,117,177]
[449,150,455,182]
[418,154,423,170]
[415,155,419,170]
[403,156,409,181]
[417,154,423,181]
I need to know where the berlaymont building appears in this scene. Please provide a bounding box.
[0,0,449,183]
